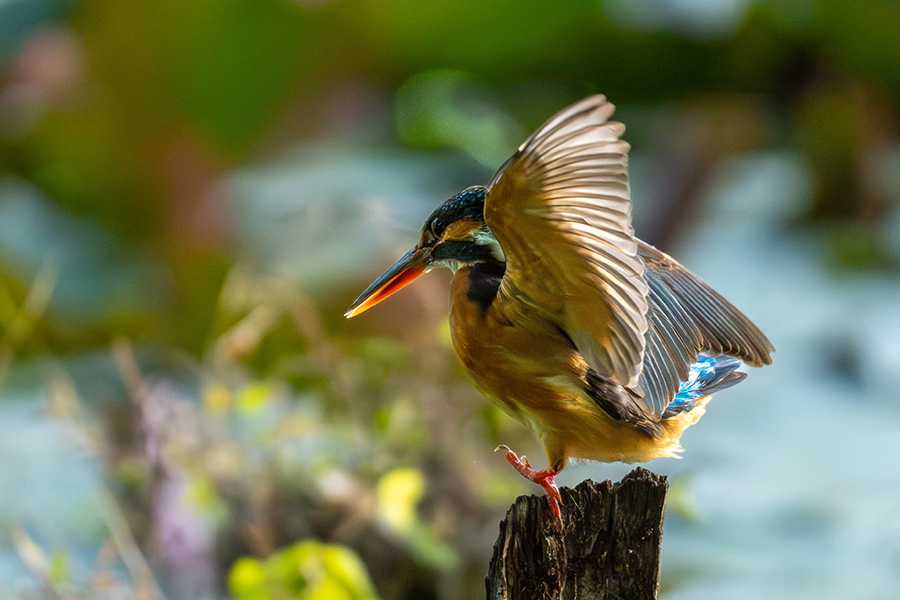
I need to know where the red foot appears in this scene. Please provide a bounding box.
[495,445,562,523]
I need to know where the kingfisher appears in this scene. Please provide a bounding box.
[345,95,773,520]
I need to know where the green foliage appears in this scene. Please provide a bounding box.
[48,548,69,584]
[376,468,458,570]
[76,0,313,155]
[396,70,526,167]
[228,540,380,600]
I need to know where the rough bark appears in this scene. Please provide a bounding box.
[485,468,667,600]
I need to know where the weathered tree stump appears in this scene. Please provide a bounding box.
[485,468,668,600]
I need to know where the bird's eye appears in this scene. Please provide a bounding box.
[420,221,440,247]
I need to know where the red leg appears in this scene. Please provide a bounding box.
[495,445,563,522]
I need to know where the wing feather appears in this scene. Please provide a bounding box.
[485,95,649,390]
[484,95,773,419]
[638,241,774,415]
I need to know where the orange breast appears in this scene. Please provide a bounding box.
[449,267,576,419]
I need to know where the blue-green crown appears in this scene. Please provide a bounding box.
[426,186,486,238]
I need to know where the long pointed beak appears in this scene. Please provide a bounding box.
[344,247,432,318]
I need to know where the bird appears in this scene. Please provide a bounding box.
[345,95,773,521]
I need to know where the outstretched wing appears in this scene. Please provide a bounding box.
[638,241,774,416]
[485,95,650,395]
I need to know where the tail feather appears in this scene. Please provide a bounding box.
[663,354,745,417]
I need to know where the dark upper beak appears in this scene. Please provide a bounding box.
[344,247,433,318]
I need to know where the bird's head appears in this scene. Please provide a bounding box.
[345,186,504,318]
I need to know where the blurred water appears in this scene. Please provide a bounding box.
[0,394,110,594]
[0,178,163,323]
[225,144,484,295]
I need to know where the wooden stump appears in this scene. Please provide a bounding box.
[485,468,668,600]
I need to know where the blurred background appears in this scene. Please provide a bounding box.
[2,0,900,598]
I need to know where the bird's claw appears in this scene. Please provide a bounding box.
[493,444,529,467]
[497,444,563,523]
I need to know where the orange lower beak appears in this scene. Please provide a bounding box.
[344,248,431,318]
